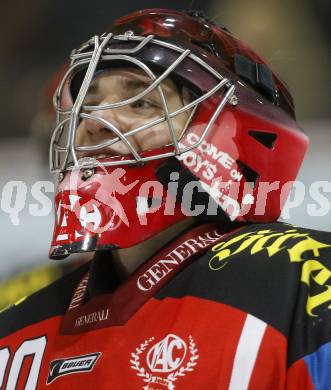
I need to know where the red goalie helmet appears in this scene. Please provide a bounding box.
[49,9,308,259]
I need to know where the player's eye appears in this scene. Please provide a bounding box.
[83,98,100,106]
[129,99,158,110]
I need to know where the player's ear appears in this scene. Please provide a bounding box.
[182,87,193,106]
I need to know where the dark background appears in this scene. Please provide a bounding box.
[0,0,331,139]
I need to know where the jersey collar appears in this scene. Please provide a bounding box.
[61,223,239,334]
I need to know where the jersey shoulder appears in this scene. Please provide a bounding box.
[156,222,331,333]
[0,262,90,340]
[203,221,331,273]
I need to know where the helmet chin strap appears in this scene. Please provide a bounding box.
[156,157,234,224]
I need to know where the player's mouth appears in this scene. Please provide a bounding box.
[88,153,108,159]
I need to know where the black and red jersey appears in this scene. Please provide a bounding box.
[1,222,331,389]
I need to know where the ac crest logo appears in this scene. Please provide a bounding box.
[130,334,199,389]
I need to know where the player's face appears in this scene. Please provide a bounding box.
[75,68,190,157]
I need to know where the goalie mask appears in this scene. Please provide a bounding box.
[49,9,308,259]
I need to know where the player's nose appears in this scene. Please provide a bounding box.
[81,104,126,142]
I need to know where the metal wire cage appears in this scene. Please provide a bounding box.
[50,31,236,174]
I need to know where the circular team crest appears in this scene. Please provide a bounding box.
[146,334,187,373]
[130,334,199,390]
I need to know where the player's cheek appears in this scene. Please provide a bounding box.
[75,124,85,147]
[140,125,170,150]
[173,112,189,139]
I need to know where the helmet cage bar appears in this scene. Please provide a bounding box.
[71,33,155,61]
[56,49,191,114]
[52,78,227,154]
[52,52,184,167]
[50,79,233,170]
[50,33,236,173]
[64,33,114,170]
